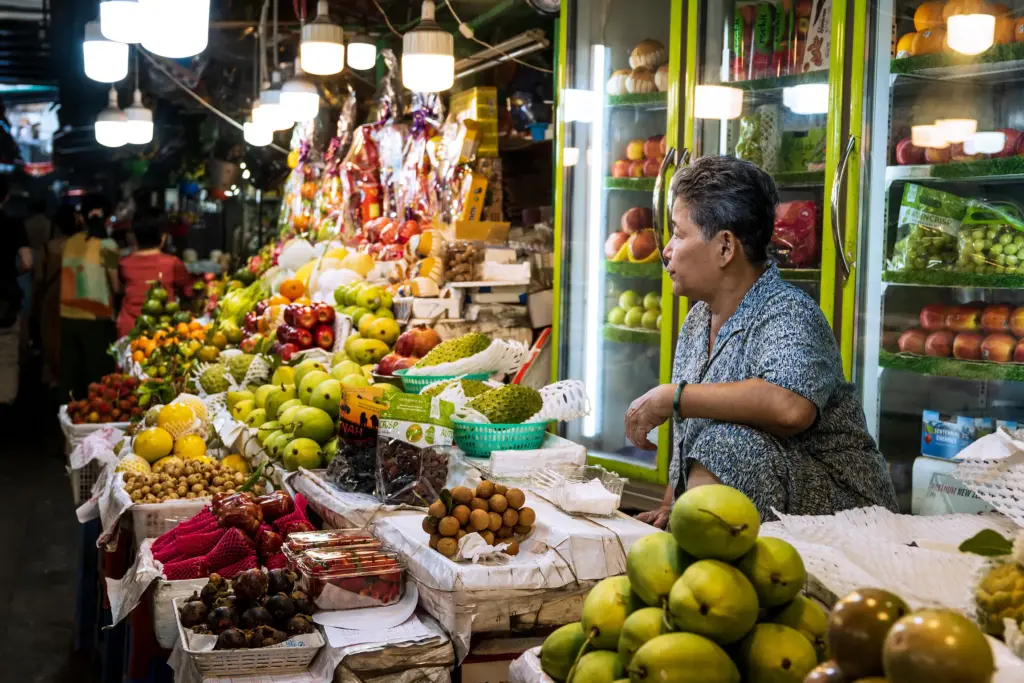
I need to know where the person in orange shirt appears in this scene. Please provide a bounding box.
[117,211,188,338]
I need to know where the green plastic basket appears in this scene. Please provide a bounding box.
[452,418,551,457]
[393,369,492,394]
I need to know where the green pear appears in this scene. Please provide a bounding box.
[293,359,328,390]
[265,384,297,420]
[309,379,342,420]
[270,365,295,386]
[245,408,267,428]
[331,360,362,380]
[230,399,255,422]
[298,370,330,404]
[227,390,255,412]
[254,384,277,410]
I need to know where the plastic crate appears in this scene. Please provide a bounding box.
[70,461,102,507]
[131,499,208,548]
[452,419,551,457]
[393,369,491,394]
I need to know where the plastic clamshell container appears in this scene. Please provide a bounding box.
[296,548,404,610]
[282,530,381,570]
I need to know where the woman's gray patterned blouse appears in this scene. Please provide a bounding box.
[670,265,898,520]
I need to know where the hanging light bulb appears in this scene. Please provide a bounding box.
[124,89,153,145]
[100,0,141,44]
[348,33,377,71]
[402,1,454,93]
[782,83,829,115]
[936,118,978,144]
[281,59,320,122]
[254,72,295,131]
[243,117,272,147]
[911,124,949,149]
[84,20,129,83]
[95,87,127,148]
[301,0,345,76]
[140,0,209,59]
[693,85,744,120]
[947,14,995,56]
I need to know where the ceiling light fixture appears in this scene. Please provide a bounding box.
[402,1,454,93]
[281,59,320,122]
[84,20,129,83]
[255,72,295,131]
[243,117,271,147]
[693,85,744,120]
[140,0,210,59]
[95,87,127,148]
[347,33,377,70]
[100,0,141,44]
[300,0,344,75]
[124,89,153,145]
[947,14,995,56]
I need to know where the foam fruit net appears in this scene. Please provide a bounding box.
[403,339,529,377]
[450,380,591,425]
[953,428,1024,526]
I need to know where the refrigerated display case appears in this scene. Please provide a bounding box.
[552,0,685,484]
[857,0,1024,511]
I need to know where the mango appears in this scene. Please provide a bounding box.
[626,633,739,683]
[627,532,692,606]
[670,485,760,561]
[540,622,587,682]
[667,560,758,645]
[581,576,640,651]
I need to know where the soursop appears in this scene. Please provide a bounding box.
[466,384,543,424]
[199,364,231,394]
[227,353,255,383]
[414,333,492,368]
[976,561,1024,635]
[422,379,492,399]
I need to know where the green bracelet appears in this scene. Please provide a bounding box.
[673,382,686,421]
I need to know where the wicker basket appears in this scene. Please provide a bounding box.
[131,499,208,548]
[452,418,551,457]
[173,598,324,676]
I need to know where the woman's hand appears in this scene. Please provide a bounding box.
[625,384,677,450]
[636,505,671,529]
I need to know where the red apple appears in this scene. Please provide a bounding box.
[621,207,653,234]
[925,146,951,164]
[605,231,630,260]
[982,333,1017,363]
[660,135,667,158]
[394,325,442,358]
[948,142,979,163]
[611,160,631,178]
[1016,134,1024,157]
[628,160,646,178]
[945,305,982,332]
[1011,307,1024,337]
[981,303,1014,333]
[895,138,926,165]
[898,328,927,355]
[278,343,301,361]
[294,305,317,330]
[919,304,948,331]
[952,332,984,360]
[1014,339,1024,363]
[644,136,664,160]
[314,324,335,350]
[642,159,661,177]
[626,139,645,161]
[377,353,418,376]
[294,327,313,349]
[627,229,659,263]
[995,128,1022,158]
[924,330,955,357]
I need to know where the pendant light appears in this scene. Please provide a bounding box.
[281,59,320,123]
[99,0,141,44]
[244,117,272,147]
[947,14,995,56]
[124,51,153,145]
[692,85,744,120]
[140,0,209,59]
[300,1,344,76]
[347,33,377,71]
[255,71,295,131]
[95,87,127,148]
[84,20,129,83]
[402,1,454,93]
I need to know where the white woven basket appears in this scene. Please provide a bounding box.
[152,578,206,649]
[131,499,209,548]
[172,598,324,676]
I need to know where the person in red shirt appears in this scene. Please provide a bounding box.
[117,211,189,338]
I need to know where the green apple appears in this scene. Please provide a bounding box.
[643,292,661,311]
[619,290,641,310]
[624,306,645,328]
[607,306,626,325]
[642,309,659,330]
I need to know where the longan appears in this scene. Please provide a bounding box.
[518,507,536,527]
[451,486,474,505]
[476,480,495,499]
[437,537,458,557]
[497,526,514,539]
[514,524,532,535]
[494,483,508,495]
[488,494,508,514]
[487,511,503,532]
[438,516,461,537]
[502,508,519,528]
[469,497,490,512]
[504,539,520,556]
[422,516,439,534]
[427,500,447,518]
[479,530,495,545]
[505,488,526,509]
[456,529,467,540]
[452,505,471,526]
[469,508,490,531]
[429,533,441,549]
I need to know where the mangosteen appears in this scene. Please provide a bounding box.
[215,628,248,650]
[207,605,237,634]
[240,606,274,630]
[233,568,269,604]
[191,624,212,635]
[185,590,203,603]
[212,592,237,609]
[265,593,295,622]
[180,600,210,628]
[253,625,289,647]
[200,582,221,607]
[284,614,315,635]
[267,568,297,596]
[290,590,314,615]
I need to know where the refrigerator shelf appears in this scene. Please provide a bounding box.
[779,268,821,282]
[879,350,1024,382]
[606,92,668,110]
[892,42,1024,81]
[887,158,1024,185]
[605,261,663,280]
[883,269,1024,290]
[605,177,656,192]
[774,171,826,189]
[602,324,660,346]
[730,69,829,93]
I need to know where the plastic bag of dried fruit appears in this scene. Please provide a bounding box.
[375,393,455,506]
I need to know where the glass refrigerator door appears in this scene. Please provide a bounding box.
[554,0,683,483]
[858,0,1024,512]
[689,1,846,314]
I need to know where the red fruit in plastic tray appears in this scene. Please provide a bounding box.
[284,530,376,554]
[256,526,284,558]
[217,553,259,579]
[164,556,209,581]
[204,527,256,571]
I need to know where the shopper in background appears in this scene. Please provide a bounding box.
[117,210,188,338]
[59,195,118,399]
[624,156,897,523]
[0,177,32,406]
[39,206,79,389]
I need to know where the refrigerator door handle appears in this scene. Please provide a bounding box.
[831,134,856,284]
[654,147,682,266]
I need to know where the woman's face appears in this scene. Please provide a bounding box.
[664,199,721,300]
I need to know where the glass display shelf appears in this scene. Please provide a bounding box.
[605,177,657,192]
[882,269,1024,289]
[879,350,1024,382]
[605,260,663,280]
[887,158,1024,185]
[892,42,1024,79]
[606,92,668,110]
[602,324,661,346]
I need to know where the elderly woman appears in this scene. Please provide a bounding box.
[626,156,897,525]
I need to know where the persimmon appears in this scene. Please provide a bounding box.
[279,278,305,301]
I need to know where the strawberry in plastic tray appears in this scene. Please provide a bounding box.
[281,529,381,570]
[297,548,404,610]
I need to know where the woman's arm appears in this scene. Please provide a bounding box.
[636,483,674,529]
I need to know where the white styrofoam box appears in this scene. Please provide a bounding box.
[480,261,531,283]
[527,290,553,328]
[912,456,994,516]
[468,286,528,305]
[482,248,518,265]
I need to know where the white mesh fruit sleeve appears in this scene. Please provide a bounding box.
[404,339,529,377]
[451,380,591,425]
[953,428,1024,526]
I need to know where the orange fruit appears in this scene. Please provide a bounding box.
[280,278,305,301]
[132,350,144,363]
[915,0,946,30]
[189,320,203,331]
[943,0,985,21]
[291,296,312,306]
[266,294,290,306]
[896,32,918,55]
[176,322,190,337]
[912,27,947,55]
[983,2,1011,16]
[1016,16,1024,41]
[995,15,1015,43]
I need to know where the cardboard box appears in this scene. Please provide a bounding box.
[446,220,511,244]
[920,411,1017,460]
[459,172,488,222]
[528,289,553,328]
[911,456,994,515]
